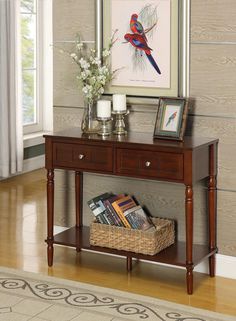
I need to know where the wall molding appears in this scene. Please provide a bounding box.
[0,155,45,181]
[194,254,236,280]
[195,254,236,280]
[23,155,45,173]
[217,254,236,279]
[192,41,236,46]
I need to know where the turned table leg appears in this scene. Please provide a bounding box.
[75,171,83,252]
[185,185,194,294]
[46,169,54,267]
[127,257,132,272]
[208,144,217,277]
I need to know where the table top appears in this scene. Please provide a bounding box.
[44,128,218,151]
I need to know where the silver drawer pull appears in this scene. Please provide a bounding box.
[145,161,151,167]
[79,154,85,160]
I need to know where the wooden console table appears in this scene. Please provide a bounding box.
[44,128,218,294]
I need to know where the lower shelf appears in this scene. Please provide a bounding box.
[53,226,216,268]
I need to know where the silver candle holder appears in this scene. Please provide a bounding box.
[97,117,112,136]
[112,110,129,135]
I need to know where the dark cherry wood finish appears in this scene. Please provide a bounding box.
[44,129,218,294]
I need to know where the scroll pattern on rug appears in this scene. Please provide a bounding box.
[0,277,208,320]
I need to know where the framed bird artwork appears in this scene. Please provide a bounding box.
[153,97,189,141]
[101,0,184,100]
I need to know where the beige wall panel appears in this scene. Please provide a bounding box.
[191,0,236,43]
[190,45,236,117]
[127,110,156,133]
[217,143,236,190]
[54,170,76,227]
[54,106,157,134]
[188,116,236,145]
[53,0,95,41]
[217,190,236,256]
[53,50,84,107]
[187,116,236,190]
[53,107,83,132]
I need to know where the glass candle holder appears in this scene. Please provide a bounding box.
[97,116,112,136]
[112,110,129,135]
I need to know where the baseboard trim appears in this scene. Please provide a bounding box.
[0,155,45,181]
[54,226,236,280]
[195,254,236,279]
[23,155,45,173]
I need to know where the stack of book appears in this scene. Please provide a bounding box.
[87,193,154,231]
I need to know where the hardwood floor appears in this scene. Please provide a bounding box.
[0,169,236,317]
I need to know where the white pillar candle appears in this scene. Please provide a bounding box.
[112,94,127,112]
[97,100,111,118]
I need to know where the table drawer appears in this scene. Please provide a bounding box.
[53,143,113,172]
[116,149,183,180]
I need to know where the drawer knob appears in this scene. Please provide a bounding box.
[145,161,151,167]
[79,154,85,160]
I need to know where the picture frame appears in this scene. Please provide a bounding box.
[102,0,178,98]
[96,0,190,102]
[153,97,188,141]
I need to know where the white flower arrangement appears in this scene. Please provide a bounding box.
[67,31,117,104]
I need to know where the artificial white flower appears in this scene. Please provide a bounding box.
[99,66,109,75]
[97,75,106,85]
[87,92,93,99]
[82,85,92,94]
[93,57,101,65]
[79,58,86,64]
[76,43,83,50]
[102,49,110,57]
[79,58,90,69]
[82,86,88,94]
[99,87,104,94]
[89,56,101,66]
[70,53,77,59]
[67,30,118,103]
[81,70,90,80]
[90,76,96,85]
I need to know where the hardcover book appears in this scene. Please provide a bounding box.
[103,194,125,227]
[111,195,137,228]
[123,205,155,231]
[87,192,113,224]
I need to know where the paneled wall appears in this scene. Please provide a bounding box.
[53,0,236,256]
[189,0,236,256]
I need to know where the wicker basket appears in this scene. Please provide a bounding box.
[90,217,175,255]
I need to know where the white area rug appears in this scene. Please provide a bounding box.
[0,266,235,321]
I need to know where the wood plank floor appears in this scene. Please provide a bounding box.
[0,169,236,317]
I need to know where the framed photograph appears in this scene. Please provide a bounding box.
[153,97,188,141]
[102,0,179,99]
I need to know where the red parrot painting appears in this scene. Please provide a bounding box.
[130,13,147,41]
[110,0,171,90]
[165,111,177,127]
[124,33,161,75]
[124,10,161,75]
